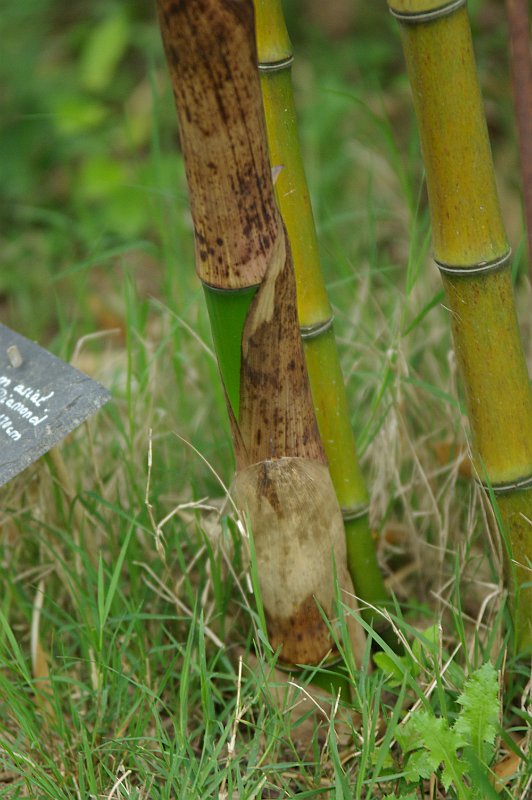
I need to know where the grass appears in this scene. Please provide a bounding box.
[0,0,531,797]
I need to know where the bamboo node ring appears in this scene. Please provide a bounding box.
[389,0,467,24]
[479,474,532,494]
[341,504,370,522]
[201,281,261,294]
[258,56,294,73]
[435,249,512,277]
[300,317,334,341]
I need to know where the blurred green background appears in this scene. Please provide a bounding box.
[0,0,521,343]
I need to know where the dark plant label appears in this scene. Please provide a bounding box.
[0,324,110,486]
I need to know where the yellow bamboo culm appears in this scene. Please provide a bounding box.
[254,0,390,619]
[389,0,532,650]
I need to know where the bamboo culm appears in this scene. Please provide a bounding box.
[389,0,532,651]
[253,0,390,621]
[157,0,365,668]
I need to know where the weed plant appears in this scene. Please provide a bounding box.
[0,1,530,798]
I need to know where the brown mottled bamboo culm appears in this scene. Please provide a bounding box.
[156,0,366,672]
[388,0,532,651]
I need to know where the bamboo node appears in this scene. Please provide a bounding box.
[435,249,512,277]
[258,56,294,73]
[341,504,370,522]
[300,317,334,341]
[201,280,261,295]
[478,473,532,495]
[389,0,467,24]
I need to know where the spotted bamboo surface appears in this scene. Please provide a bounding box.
[157,0,365,665]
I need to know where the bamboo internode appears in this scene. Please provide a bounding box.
[389,0,532,649]
[254,0,390,615]
[157,0,365,667]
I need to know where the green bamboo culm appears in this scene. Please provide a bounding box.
[253,0,389,621]
[156,0,366,671]
[388,0,532,651]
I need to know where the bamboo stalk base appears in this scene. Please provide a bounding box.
[246,650,358,748]
[233,457,366,666]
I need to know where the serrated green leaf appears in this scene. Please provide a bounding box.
[396,713,425,754]
[440,753,468,793]
[454,662,499,763]
[398,712,468,795]
[407,748,437,781]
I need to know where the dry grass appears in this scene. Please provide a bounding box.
[0,0,530,796]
